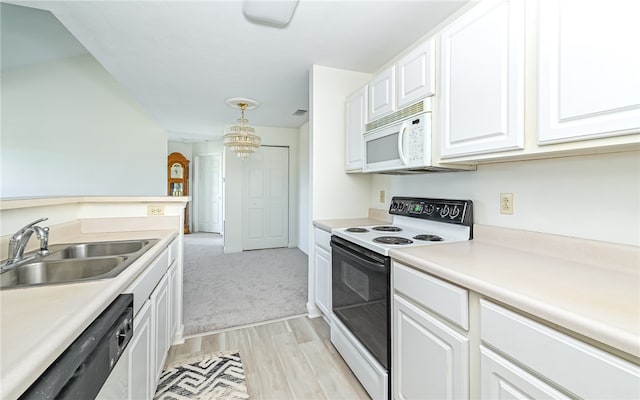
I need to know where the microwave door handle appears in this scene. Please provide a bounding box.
[397,121,408,165]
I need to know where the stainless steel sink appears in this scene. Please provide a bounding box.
[47,240,153,260]
[0,239,159,289]
[0,257,126,287]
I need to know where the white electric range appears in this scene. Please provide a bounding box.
[329,197,473,400]
[332,197,473,255]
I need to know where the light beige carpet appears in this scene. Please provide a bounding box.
[182,233,308,336]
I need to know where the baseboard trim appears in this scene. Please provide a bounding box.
[307,302,322,318]
[171,325,186,345]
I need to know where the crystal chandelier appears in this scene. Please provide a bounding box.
[223,99,261,159]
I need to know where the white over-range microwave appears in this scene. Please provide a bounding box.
[363,111,434,173]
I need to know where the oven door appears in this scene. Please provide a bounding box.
[331,235,390,369]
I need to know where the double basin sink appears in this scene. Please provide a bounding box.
[0,239,159,289]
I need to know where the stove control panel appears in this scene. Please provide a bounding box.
[389,197,473,226]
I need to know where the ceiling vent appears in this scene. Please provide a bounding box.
[292,109,308,116]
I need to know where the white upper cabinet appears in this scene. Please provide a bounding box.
[440,0,525,158]
[368,65,396,122]
[538,0,640,144]
[397,38,435,109]
[345,85,367,172]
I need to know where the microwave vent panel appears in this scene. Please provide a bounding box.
[365,100,428,132]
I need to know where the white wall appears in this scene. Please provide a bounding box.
[1,55,167,198]
[168,142,193,163]
[371,151,640,246]
[222,126,300,253]
[310,65,372,220]
[298,122,310,255]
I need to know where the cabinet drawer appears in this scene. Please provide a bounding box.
[480,300,640,399]
[314,228,331,252]
[393,262,468,330]
[124,248,169,316]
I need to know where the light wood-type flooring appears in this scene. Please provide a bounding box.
[166,315,371,399]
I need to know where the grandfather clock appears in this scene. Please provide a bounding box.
[167,152,190,234]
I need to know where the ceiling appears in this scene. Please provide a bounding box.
[2,0,469,142]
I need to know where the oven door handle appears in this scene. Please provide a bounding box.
[331,241,387,272]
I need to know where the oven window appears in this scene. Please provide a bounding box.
[332,239,390,369]
[366,132,399,163]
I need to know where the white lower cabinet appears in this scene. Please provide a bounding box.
[168,263,179,341]
[151,274,170,381]
[480,346,571,399]
[393,294,469,400]
[128,300,153,400]
[314,245,331,315]
[392,262,470,400]
[313,228,332,316]
[120,237,183,400]
[480,299,640,399]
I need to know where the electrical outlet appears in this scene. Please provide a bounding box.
[147,205,165,216]
[379,190,385,203]
[500,193,514,215]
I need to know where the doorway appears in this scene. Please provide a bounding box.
[242,146,289,250]
[194,153,223,234]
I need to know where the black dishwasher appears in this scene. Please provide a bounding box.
[20,294,134,400]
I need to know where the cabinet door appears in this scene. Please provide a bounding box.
[481,346,572,399]
[128,300,153,400]
[168,263,179,342]
[538,0,640,144]
[440,0,525,158]
[368,65,396,121]
[314,245,331,316]
[397,38,435,108]
[345,86,367,172]
[151,274,170,382]
[393,294,469,400]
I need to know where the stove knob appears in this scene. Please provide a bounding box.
[450,206,461,219]
[398,203,405,211]
[440,205,450,218]
[425,204,435,215]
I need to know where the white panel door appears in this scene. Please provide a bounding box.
[345,85,367,172]
[368,65,396,121]
[538,0,640,144]
[440,0,525,158]
[397,38,435,108]
[393,294,469,400]
[196,153,223,233]
[242,146,289,250]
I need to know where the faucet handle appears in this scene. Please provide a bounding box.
[12,218,49,239]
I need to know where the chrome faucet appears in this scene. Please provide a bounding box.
[2,218,50,270]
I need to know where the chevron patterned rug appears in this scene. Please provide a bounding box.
[154,352,249,399]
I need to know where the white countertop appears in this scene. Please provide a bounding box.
[389,224,640,360]
[0,224,178,399]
